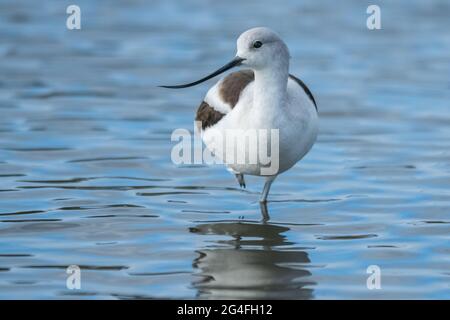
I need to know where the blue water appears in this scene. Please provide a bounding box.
[0,0,449,299]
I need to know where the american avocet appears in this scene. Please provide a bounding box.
[161,27,318,205]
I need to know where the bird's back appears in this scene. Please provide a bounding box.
[195,70,316,130]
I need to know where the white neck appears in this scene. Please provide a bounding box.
[252,59,289,123]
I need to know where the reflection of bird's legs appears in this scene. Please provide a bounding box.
[260,176,276,203]
[259,202,270,222]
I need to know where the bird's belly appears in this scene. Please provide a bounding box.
[277,122,317,173]
[201,109,318,176]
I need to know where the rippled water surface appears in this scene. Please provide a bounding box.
[0,0,449,299]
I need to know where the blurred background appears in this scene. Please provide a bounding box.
[0,0,449,299]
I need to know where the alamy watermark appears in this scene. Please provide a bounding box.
[171,122,280,176]
[366,265,381,290]
[366,5,381,30]
[64,5,381,31]
[66,5,81,30]
[66,265,81,290]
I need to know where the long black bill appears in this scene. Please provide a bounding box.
[159,57,245,89]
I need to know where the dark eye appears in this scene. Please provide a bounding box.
[253,41,263,48]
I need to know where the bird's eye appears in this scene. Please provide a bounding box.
[253,41,263,48]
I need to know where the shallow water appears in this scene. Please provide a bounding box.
[0,0,449,299]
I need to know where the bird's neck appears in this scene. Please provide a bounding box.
[253,61,289,117]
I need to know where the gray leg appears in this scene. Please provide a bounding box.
[259,202,270,222]
[259,176,276,203]
[235,173,246,188]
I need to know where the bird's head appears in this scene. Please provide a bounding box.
[236,27,290,70]
[159,27,289,89]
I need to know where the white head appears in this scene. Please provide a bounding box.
[236,27,290,70]
[160,27,290,89]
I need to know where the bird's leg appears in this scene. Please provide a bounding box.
[235,173,246,188]
[260,176,276,203]
[259,202,270,222]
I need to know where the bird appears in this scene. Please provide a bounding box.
[161,27,318,206]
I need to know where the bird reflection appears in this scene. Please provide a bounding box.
[190,217,315,299]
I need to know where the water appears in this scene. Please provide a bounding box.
[0,0,449,299]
